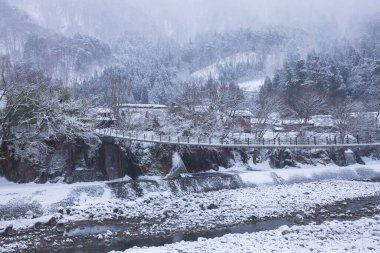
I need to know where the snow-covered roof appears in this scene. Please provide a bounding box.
[250,118,278,125]
[233,110,254,118]
[117,104,167,109]
[281,119,302,125]
[310,115,334,127]
[194,105,212,113]
[89,107,113,114]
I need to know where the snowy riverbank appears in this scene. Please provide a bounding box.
[2,162,380,252]
[115,215,380,253]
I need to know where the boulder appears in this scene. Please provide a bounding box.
[278,225,291,235]
[269,149,297,168]
[1,225,16,236]
[294,214,304,224]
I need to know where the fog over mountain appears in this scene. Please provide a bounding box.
[7,0,380,41]
[1,0,380,104]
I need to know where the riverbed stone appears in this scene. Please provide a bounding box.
[279,225,291,235]
[294,214,304,224]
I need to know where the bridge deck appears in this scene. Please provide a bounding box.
[96,129,380,149]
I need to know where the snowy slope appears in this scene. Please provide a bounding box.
[191,51,258,80]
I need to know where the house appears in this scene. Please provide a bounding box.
[88,107,116,128]
[233,109,255,133]
[117,104,168,130]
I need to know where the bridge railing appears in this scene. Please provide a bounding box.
[95,128,380,147]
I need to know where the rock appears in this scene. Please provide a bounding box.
[56,222,65,232]
[269,149,297,169]
[25,210,34,219]
[33,222,43,230]
[181,148,234,173]
[163,210,175,218]
[47,217,57,227]
[294,214,304,224]
[2,225,16,236]
[279,225,291,235]
[207,204,218,210]
[247,215,258,222]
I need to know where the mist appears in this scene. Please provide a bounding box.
[7,0,380,41]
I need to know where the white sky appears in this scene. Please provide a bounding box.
[8,0,380,41]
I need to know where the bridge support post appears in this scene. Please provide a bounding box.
[198,137,200,144]
[357,135,359,144]
[295,137,298,145]
[188,137,190,143]
[314,136,316,145]
[169,136,171,142]
[278,137,281,146]
[334,136,337,145]
[262,138,264,145]
[307,137,310,145]
[247,138,250,146]
[346,136,349,144]
[178,136,180,143]
[160,135,162,142]
[209,137,211,144]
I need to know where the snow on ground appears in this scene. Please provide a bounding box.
[41,180,380,236]
[2,161,380,232]
[114,215,380,253]
[234,159,380,186]
[2,175,380,234]
[0,180,112,229]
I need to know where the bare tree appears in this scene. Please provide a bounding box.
[0,55,11,106]
[290,86,327,124]
[330,98,358,141]
[366,84,380,129]
[1,63,89,144]
[176,80,203,112]
[252,90,284,138]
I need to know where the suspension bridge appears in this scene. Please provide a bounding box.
[95,128,380,149]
